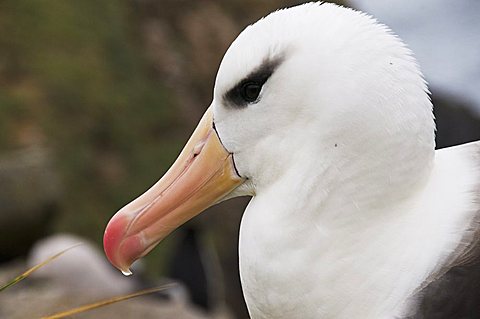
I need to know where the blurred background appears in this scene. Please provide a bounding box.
[0,0,478,318]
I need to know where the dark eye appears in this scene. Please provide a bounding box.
[241,82,262,103]
[224,57,282,108]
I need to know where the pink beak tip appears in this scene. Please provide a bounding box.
[103,215,139,274]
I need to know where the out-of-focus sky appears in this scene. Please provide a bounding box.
[350,0,480,114]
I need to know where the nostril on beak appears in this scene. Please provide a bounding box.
[192,139,207,158]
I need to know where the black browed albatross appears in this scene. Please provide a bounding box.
[104,3,480,318]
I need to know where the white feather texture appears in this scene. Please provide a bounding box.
[207,3,480,318]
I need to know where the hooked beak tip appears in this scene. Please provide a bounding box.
[104,214,141,274]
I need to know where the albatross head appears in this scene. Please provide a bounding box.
[104,2,435,274]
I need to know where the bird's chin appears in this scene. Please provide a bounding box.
[103,107,245,274]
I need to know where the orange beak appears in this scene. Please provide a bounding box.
[103,107,244,274]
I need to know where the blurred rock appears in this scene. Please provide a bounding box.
[0,147,60,262]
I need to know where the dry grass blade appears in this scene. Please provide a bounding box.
[41,284,177,319]
[0,243,82,292]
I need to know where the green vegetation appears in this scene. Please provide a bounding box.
[0,0,184,274]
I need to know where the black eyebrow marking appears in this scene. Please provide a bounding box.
[223,56,284,108]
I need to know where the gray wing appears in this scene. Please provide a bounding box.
[407,142,480,319]
[407,261,480,319]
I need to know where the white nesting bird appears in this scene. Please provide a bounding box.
[28,234,138,298]
[104,3,480,318]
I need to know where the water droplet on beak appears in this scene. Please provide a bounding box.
[121,269,133,276]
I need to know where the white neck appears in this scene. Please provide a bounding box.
[238,144,478,319]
